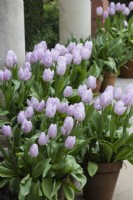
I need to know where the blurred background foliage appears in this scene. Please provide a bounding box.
[24,0,59,51]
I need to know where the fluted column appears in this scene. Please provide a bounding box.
[59,0,91,44]
[0,0,25,68]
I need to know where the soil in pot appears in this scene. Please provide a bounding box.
[119,61,133,78]
[0,187,18,200]
[83,162,122,200]
[100,72,116,92]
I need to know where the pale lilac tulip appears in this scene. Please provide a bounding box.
[37,48,44,60]
[105,85,114,96]
[63,86,73,97]
[17,111,26,124]
[67,105,75,117]
[114,87,123,100]
[64,53,73,65]
[43,68,54,82]
[61,126,67,135]
[24,61,31,71]
[51,49,59,62]
[48,124,57,138]
[87,76,96,90]
[30,50,39,63]
[1,125,12,137]
[55,44,67,56]
[5,50,17,68]
[41,54,53,68]
[110,2,115,8]
[63,116,74,132]
[46,97,60,108]
[40,41,47,51]
[96,6,103,16]
[72,49,82,65]
[21,120,32,133]
[84,41,93,50]
[109,7,116,15]
[57,56,67,75]
[57,102,68,113]
[65,136,76,149]
[129,1,133,10]
[100,91,113,107]
[38,132,49,146]
[123,7,130,16]
[94,97,103,111]
[18,68,32,81]
[25,52,32,62]
[80,47,91,60]
[120,4,126,12]
[81,89,93,104]
[78,84,87,97]
[114,100,127,115]
[25,106,34,119]
[67,42,76,53]
[74,107,85,122]
[27,97,39,109]
[45,103,56,118]
[122,92,133,106]
[29,144,39,157]
[103,10,109,19]
[116,3,121,11]
[0,71,4,81]
[4,69,11,81]
[36,100,45,112]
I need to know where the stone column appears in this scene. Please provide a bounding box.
[0,0,25,68]
[59,0,91,44]
[91,0,109,36]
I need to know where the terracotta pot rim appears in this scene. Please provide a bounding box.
[97,162,123,173]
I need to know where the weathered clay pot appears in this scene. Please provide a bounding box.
[100,72,116,92]
[93,79,102,93]
[83,162,122,200]
[119,61,133,78]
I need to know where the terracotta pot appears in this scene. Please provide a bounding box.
[93,79,102,93]
[83,162,123,200]
[100,72,116,92]
[119,61,133,78]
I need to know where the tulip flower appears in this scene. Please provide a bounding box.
[38,132,49,146]
[63,86,73,97]
[43,68,54,82]
[65,136,76,149]
[29,144,39,157]
[1,125,12,137]
[48,124,57,138]
[63,116,74,133]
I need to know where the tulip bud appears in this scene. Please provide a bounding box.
[25,52,32,62]
[80,47,91,60]
[21,120,32,133]
[63,116,74,133]
[63,86,73,97]
[96,6,103,16]
[61,126,67,135]
[24,61,31,71]
[4,69,11,81]
[29,144,39,157]
[65,136,76,149]
[48,124,57,138]
[74,107,85,122]
[100,91,113,107]
[94,97,102,111]
[45,103,56,118]
[30,50,39,63]
[25,106,34,119]
[84,41,93,50]
[78,84,87,97]
[72,49,82,65]
[43,68,54,82]
[36,100,45,112]
[17,111,26,124]
[114,100,127,115]
[38,132,49,146]
[103,10,109,19]
[87,76,96,90]
[1,125,12,137]
[57,102,68,113]
[67,105,75,117]
[81,89,93,104]
[129,1,133,10]
[114,87,123,100]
